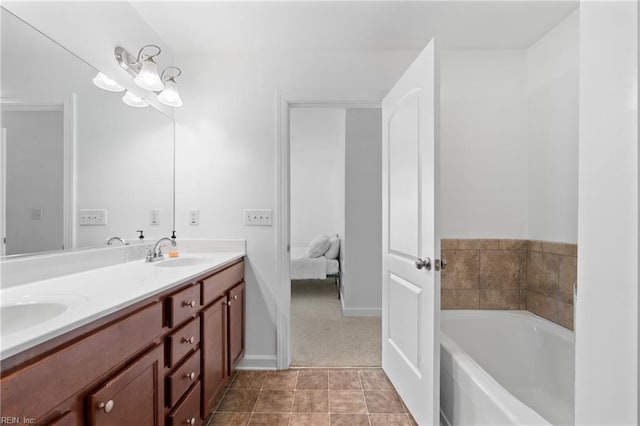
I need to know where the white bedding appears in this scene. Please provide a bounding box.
[290,246,339,280]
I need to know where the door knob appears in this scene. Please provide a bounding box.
[415,257,431,270]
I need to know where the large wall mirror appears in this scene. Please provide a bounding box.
[0,7,175,257]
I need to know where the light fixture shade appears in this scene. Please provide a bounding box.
[122,90,149,108]
[134,57,164,91]
[92,72,125,92]
[157,79,183,107]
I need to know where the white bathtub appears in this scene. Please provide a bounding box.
[440,310,574,426]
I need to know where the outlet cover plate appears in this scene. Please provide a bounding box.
[244,209,272,226]
[79,209,107,226]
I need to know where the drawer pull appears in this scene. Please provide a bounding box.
[98,400,114,413]
[184,372,196,380]
[185,417,196,425]
[182,336,195,344]
[182,300,196,308]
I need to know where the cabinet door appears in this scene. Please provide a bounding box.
[201,296,227,417]
[87,345,163,426]
[228,282,245,373]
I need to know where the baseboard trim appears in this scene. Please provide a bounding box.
[341,306,382,317]
[236,355,277,370]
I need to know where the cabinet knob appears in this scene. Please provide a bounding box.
[98,400,114,413]
[182,336,195,344]
[233,295,238,300]
[185,417,196,425]
[227,301,232,306]
[184,372,196,380]
[182,300,196,308]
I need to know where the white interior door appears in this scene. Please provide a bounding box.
[382,39,440,425]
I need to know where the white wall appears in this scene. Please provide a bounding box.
[575,1,638,423]
[527,10,579,244]
[343,108,382,315]
[2,110,64,254]
[439,50,529,239]
[290,108,345,248]
[173,50,417,366]
[439,11,578,243]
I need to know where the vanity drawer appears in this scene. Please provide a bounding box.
[167,349,201,408]
[168,284,201,328]
[166,318,200,368]
[168,382,201,426]
[202,261,244,306]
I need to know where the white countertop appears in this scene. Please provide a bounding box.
[0,252,244,361]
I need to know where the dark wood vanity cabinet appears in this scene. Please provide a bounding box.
[228,282,245,372]
[87,345,163,426]
[201,296,228,416]
[0,258,244,426]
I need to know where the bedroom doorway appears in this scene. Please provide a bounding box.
[288,105,383,367]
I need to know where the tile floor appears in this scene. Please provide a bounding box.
[207,368,417,426]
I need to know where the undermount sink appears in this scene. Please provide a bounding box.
[154,257,209,268]
[1,302,68,335]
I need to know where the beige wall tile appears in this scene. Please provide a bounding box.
[441,249,479,289]
[479,289,520,309]
[558,303,574,330]
[526,291,559,323]
[499,240,527,250]
[441,239,459,250]
[542,241,577,257]
[480,250,521,289]
[527,240,543,252]
[559,256,577,305]
[441,289,479,309]
[526,251,560,298]
[458,239,500,250]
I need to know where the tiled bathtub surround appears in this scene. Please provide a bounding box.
[441,239,577,330]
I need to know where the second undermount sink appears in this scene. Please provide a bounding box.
[154,257,209,268]
[1,302,68,335]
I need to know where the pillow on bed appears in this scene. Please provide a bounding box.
[306,234,331,258]
[324,235,340,259]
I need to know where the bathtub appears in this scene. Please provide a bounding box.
[440,310,574,426]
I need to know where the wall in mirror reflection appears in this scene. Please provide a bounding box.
[0,7,175,256]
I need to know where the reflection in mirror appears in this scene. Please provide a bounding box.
[0,7,175,257]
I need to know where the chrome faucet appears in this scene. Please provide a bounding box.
[146,237,177,262]
[106,236,129,246]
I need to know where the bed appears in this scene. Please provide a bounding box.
[290,246,341,298]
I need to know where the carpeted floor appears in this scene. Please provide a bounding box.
[291,280,381,367]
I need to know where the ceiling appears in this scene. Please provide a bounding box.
[131,1,579,55]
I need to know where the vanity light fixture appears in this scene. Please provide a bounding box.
[115,45,164,91]
[115,45,184,108]
[157,67,183,107]
[92,72,125,92]
[121,90,149,108]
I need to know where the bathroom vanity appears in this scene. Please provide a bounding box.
[0,253,245,426]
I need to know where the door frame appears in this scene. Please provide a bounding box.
[275,89,386,369]
[0,96,77,252]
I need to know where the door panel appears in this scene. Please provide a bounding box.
[382,39,439,425]
[389,94,420,257]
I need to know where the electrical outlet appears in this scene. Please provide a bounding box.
[79,209,107,226]
[244,209,273,226]
[150,210,160,226]
[189,209,199,225]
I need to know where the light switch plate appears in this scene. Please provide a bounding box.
[79,209,107,226]
[244,209,273,226]
[189,209,199,225]
[150,210,160,226]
